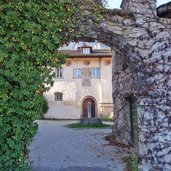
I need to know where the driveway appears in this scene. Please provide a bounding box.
[29,120,126,171]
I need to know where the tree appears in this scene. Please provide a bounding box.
[0,0,75,170]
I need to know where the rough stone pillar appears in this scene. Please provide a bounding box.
[112,50,134,145]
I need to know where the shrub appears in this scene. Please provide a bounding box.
[42,96,49,115]
[123,154,138,171]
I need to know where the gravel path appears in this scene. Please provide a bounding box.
[29,120,126,171]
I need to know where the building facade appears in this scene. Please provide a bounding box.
[44,46,113,119]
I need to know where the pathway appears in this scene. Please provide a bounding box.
[29,120,127,171]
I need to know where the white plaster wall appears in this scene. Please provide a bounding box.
[99,58,113,116]
[44,101,80,119]
[100,58,113,103]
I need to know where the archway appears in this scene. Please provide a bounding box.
[82,97,96,118]
[32,0,171,170]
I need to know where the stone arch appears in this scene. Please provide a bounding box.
[74,1,139,145]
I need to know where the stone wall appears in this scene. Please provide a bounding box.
[110,0,171,170]
[75,0,171,170]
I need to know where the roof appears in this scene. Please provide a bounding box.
[58,49,112,58]
[157,1,171,18]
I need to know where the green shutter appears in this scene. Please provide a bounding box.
[130,99,138,146]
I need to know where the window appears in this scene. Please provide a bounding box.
[55,68,63,78]
[83,48,90,55]
[55,92,63,101]
[73,68,81,78]
[87,101,92,118]
[91,68,100,78]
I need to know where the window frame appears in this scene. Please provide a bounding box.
[55,92,63,101]
[91,68,100,79]
[73,68,82,79]
[82,48,90,55]
[55,67,63,78]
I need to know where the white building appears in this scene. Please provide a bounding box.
[44,46,113,119]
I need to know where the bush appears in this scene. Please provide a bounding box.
[123,154,138,171]
[42,96,49,114]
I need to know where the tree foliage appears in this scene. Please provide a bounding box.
[0,0,76,170]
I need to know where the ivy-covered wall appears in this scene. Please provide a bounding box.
[0,0,75,170]
[110,1,171,170]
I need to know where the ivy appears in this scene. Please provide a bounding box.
[0,0,76,170]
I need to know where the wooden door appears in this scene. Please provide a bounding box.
[82,98,95,118]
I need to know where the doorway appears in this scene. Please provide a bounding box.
[126,97,138,146]
[82,98,96,118]
[129,98,138,146]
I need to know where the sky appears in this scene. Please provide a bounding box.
[107,0,170,9]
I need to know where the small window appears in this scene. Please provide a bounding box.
[91,68,100,78]
[83,48,90,55]
[73,68,81,78]
[55,92,63,101]
[55,68,63,78]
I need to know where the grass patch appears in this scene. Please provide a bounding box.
[122,154,138,171]
[67,122,111,129]
[101,116,113,122]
